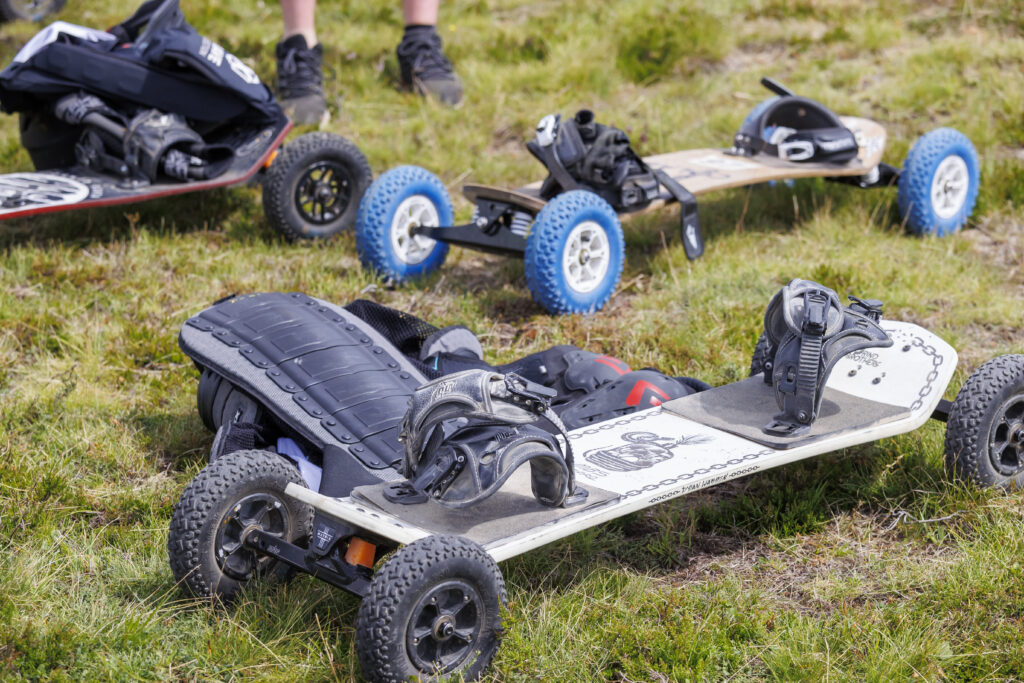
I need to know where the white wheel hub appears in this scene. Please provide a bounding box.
[390,195,439,265]
[930,155,969,220]
[562,221,610,294]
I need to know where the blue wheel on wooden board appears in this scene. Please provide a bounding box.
[355,165,452,282]
[524,190,624,315]
[897,127,979,237]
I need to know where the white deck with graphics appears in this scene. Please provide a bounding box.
[287,321,954,562]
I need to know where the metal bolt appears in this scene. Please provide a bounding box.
[430,597,436,603]
[872,377,881,385]
[797,411,808,422]
[848,369,857,376]
[902,344,911,352]
[413,638,419,644]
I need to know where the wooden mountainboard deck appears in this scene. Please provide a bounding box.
[0,121,291,223]
[287,321,956,563]
[461,116,886,218]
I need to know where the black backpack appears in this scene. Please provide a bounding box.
[0,0,286,174]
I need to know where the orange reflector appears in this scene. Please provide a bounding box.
[263,149,279,168]
[345,537,376,568]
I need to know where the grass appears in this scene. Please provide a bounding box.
[1,0,1023,680]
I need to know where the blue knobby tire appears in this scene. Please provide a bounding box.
[355,165,452,281]
[524,190,624,315]
[897,128,979,237]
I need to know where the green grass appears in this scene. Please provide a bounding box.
[1,0,1023,680]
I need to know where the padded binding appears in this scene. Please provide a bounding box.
[761,279,892,435]
[527,109,705,260]
[394,369,582,509]
[733,90,858,164]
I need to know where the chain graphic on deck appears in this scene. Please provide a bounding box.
[568,410,659,440]
[622,449,772,499]
[908,335,944,412]
[885,327,945,413]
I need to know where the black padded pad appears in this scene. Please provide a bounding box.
[351,469,619,547]
[180,292,427,469]
[663,376,909,449]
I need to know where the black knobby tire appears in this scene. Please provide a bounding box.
[0,0,65,21]
[262,132,372,241]
[355,535,506,683]
[196,368,261,434]
[168,449,313,600]
[749,332,770,377]
[945,354,1024,489]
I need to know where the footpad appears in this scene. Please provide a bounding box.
[663,377,909,449]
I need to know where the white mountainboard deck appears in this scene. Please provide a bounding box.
[286,321,955,563]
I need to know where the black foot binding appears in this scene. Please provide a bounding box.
[760,279,892,436]
[276,34,329,126]
[397,369,585,508]
[396,26,463,106]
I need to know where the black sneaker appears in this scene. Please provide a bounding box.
[396,29,463,106]
[275,34,329,125]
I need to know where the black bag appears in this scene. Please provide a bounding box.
[0,0,279,123]
[0,0,286,175]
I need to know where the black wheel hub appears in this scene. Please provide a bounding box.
[989,393,1024,476]
[215,492,291,580]
[406,579,483,674]
[294,161,352,225]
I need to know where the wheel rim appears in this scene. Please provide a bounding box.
[215,492,292,580]
[930,155,969,220]
[561,221,610,294]
[988,393,1024,477]
[406,579,484,674]
[293,160,353,226]
[390,195,439,265]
